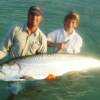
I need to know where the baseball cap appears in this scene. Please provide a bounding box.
[28,6,43,16]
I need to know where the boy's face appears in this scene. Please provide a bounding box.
[64,19,78,31]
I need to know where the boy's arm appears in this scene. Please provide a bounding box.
[47,41,67,50]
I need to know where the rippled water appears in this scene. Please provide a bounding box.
[18,70,100,100]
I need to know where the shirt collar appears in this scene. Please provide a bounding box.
[23,22,40,36]
[63,28,76,41]
[63,28,76,37]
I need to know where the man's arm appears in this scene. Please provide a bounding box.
[0,26,15,59]
[37,32,47,54]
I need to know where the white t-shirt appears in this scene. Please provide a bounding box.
[48,28,82,54]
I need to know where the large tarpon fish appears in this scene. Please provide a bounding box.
[0,54,100,81]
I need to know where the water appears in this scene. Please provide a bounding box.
[0,0,100,100]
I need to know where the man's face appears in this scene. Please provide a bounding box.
[64,19,78,31]
[28,13,43,27]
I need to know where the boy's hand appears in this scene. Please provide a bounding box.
[57,43,66,49]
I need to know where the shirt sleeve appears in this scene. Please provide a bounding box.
[0,27,15,59]
[74,36,83,53]
[37,32,47,54]
[66,35,83,54]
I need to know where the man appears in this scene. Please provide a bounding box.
[0,6,47,100]
[47,12,82,54]
[0,6,47,60]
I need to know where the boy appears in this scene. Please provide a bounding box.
[48,12,82,54]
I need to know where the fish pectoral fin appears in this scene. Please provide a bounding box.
[20,75,34,80]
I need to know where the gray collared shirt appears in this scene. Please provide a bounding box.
[0,22,47,59]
